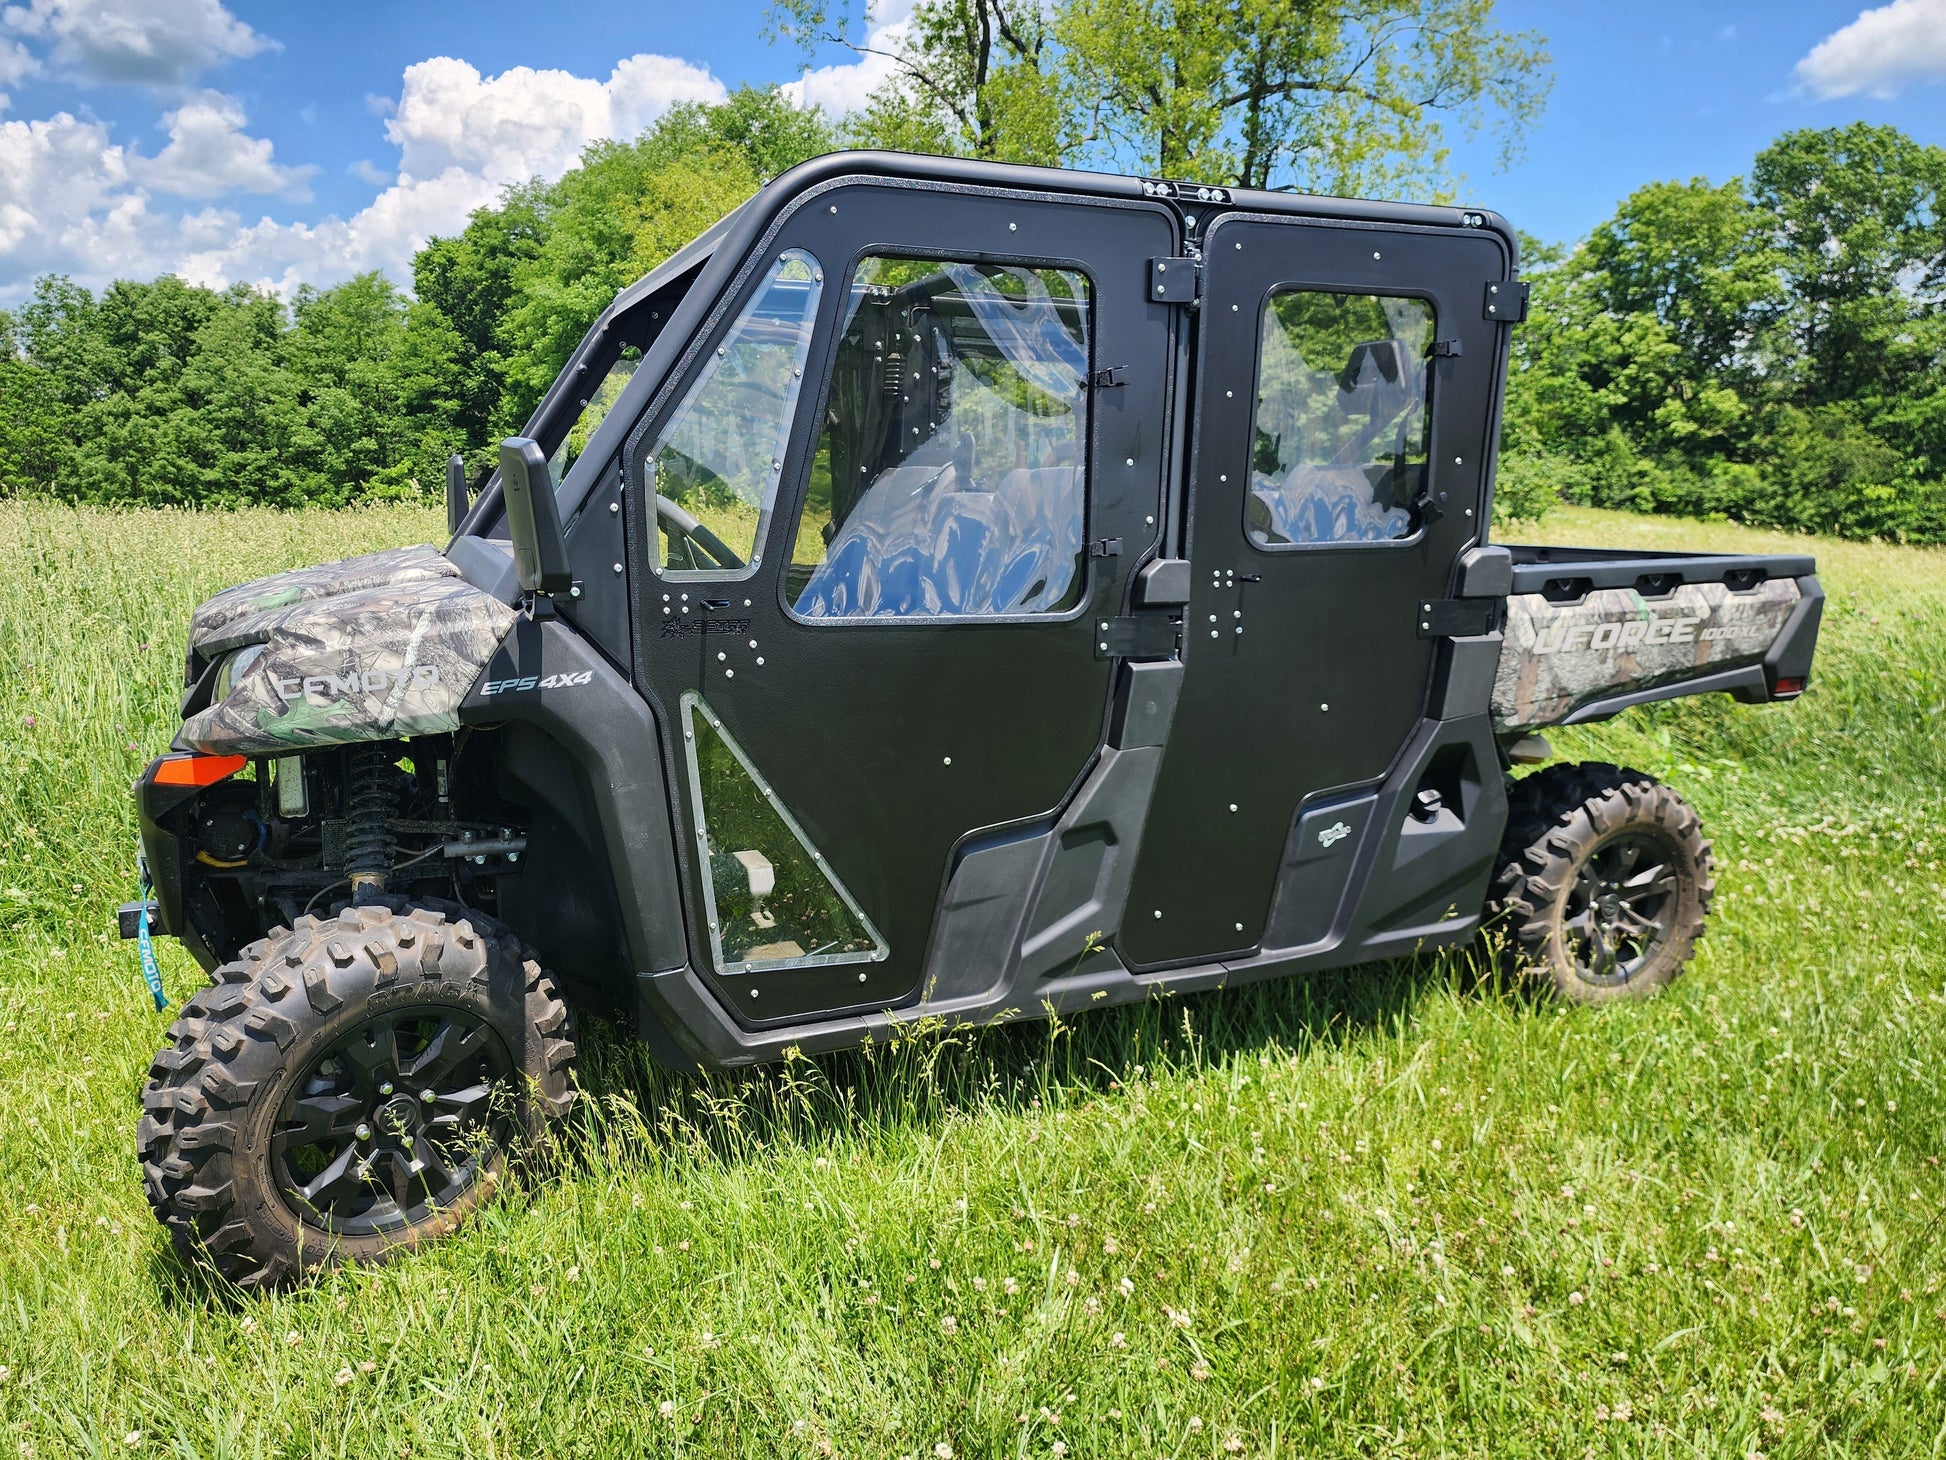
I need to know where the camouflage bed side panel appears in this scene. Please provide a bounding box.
[178,577,517,755]
[187,544,455,654]
[1493,577,1801,731]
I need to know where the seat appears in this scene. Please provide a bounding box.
[796,461,1081,617]
[1249,338,1422,545]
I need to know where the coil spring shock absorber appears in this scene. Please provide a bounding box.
[341,743,397,903]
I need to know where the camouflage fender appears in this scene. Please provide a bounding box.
[1492,577,1801,731]
[187,544,458,655]
[178,577,517,755]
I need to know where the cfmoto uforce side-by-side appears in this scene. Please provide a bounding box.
[125,152,1822,1285]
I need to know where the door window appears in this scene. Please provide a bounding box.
[788,256,1091,618]
[680,694,888,974]
[1247,291,1433,547]
[650,249,822,578]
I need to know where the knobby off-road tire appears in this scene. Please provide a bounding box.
[1489,762,1714,1004]
[139,901,576,1289]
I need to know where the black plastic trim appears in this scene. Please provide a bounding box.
[1561,662,1768,724]
[458,618,687,976]
[1503,545,1817,595]
[1763,574,1825,688]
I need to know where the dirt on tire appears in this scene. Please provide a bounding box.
[1488,761,1714,1003]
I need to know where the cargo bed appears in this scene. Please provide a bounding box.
[1489,544,1823,732]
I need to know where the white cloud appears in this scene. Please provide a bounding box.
[0,35,37,87]
[0,48,731,300]
[0,109,173,279]
[780,0,916,115]
[176,52,727,296]
[175,167,501,296]
[1,0,270,87]
[384,53,724,183]
[131,90,313,198]
[347,158,392,187]
[1794,0,1946,100]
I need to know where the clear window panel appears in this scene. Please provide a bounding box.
[1248,291,1434,546]
[548,350,639,483]
[652,249,822,577]
[681,694,887,974]
[790,257,1091,618]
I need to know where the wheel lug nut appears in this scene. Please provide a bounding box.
[379,1082,394,1096]
[420,1089,436,1104]
[355,1123,372,1141]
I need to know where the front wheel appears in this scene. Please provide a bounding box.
[139,901,576,1288]
[1488,762,1714,1003]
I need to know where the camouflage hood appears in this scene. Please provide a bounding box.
[178,554,518,757]
[187,544,461,657]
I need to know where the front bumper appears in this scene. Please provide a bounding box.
[130,755,225,972]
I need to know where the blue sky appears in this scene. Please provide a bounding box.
[0,0,1940,302]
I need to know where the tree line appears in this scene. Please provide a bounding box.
[1500,122,1946,541]
[0,89,834,508]
[0,0,1940,542]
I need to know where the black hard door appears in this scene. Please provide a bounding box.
[631,179,1179,1022]
[1121,213,1510,968]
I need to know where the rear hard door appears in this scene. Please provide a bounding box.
[1121,212,1511,968]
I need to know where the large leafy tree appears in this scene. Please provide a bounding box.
[1503,123,1946,541]
[1749,123,1946,410]
[771,0,1550,195]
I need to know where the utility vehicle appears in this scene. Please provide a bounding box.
[125,151,1823,1286]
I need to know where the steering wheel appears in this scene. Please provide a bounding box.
[655,495,745,571]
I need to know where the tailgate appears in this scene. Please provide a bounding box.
[1492,546,1822,731]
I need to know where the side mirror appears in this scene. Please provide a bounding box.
[498,437,573,596]
[445,453,470,536]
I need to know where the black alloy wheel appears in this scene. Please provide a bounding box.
[140,900,576,1288]
[1489,761,1713,1004]
[273,1007,514,1236]
[1559,831,1681,985]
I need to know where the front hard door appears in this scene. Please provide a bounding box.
[1121,213,1510,968]
[631,180,1179,1022]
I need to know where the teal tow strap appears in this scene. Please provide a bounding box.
[136,870,167,1011]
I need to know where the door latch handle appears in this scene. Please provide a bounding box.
[700,598,731,610]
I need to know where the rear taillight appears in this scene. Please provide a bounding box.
[1772,675,1805,697]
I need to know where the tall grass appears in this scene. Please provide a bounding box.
[0,501,1941,1457]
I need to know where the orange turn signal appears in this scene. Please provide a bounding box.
[152,753,248,787]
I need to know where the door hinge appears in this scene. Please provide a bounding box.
[1484,280,1529,323]
[1089,537,1123,558]
[1431,338,1462,358]
[1149,257,1201,305]
[1095,613,1181,660]
[1090,365,1127,389]
[1416,598,1499,638]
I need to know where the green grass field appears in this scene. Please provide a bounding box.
[0,500,1942,1458]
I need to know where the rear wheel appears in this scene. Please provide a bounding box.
[1489,762,1713,1003]
[139,901,576,1288]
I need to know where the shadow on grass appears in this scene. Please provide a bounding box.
[145,941,1517,1307]
[569,940,1514,1179]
